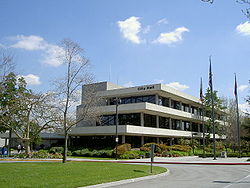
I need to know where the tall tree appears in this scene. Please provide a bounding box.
[0,73,59,155]
[52,39,99,163]
[204,88,226,135]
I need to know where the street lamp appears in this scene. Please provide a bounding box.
[115,97,121,160]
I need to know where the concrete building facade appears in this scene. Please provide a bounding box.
[70,82,226,147]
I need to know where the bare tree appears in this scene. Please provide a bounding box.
[52,39,99,163]
[0,49,15,81]
[201,0,250,19]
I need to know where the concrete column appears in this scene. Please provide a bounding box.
[156,115,159,128]
[141,136,144,146]
[180,120,184,130]
[190,122,193,132]
[189,104,192,113]
[180,102,183,111]
[169,98,172,108]
[198,124,201,133]
[140,113,144,127]
[155,94,159,104]
[169,118,172,129]
[122,135,126,144]
[156,137,160,144]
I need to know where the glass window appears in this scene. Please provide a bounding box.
[159,117,170,129]
[171,119,181,130]
[144,114,156,127]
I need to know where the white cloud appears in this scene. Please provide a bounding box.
[18,74,41,85]
[236,21,250,36]
[153,27,189,45]
[239,102,250,114]
[9,35,63,67]
[42,44,64,67]
[11,35,46,51]
[239,85,249,92]
[123,81,134,87]
[157,18,168,25]
[117,16,141,44]
[166,82,189,91]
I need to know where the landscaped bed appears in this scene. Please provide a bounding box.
[0,162,166,188]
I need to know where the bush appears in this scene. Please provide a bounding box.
[114,144,131,156]
[15,153,28,158]
[171,145,192,152]
[67,150,72,156]
[92,150,113,158]
[49,147,64,154]
[32,150,49,158]
[119,150,146,159]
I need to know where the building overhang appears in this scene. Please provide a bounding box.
[69,125,225,139]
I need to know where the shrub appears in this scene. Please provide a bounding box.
[92,150,113,158]
[140,146,151,152]
[142,143,161,153]
[67,150,72,156]
[50,153,63,159]
[49,147,64,154]
[171,145,192,152]
[114,144,131,156]
[32,150,49,158]
[157,144,171,153]
[15,153,28,158]
[119,150,146,159]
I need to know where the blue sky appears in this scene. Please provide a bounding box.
[0,0,249,111]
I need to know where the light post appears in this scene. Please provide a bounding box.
[115,97,121,160]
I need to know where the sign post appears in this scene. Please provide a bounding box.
[150,144,155,173]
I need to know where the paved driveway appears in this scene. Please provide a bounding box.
[110,164,250,188]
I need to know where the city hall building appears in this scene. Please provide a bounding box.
[69,82,226,148]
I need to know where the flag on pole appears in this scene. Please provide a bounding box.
[234,73,238,97]
[200,77,203,102]
[209,56,213,89]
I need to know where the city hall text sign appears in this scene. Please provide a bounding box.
[137,85,155,91]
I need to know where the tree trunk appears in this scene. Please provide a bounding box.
[24,140,31,156]
[63,132,68,163]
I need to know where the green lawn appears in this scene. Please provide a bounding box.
[0,162,166,188]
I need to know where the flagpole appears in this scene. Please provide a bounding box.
[209,56,216,160]
[200,77,206,158]
[234,73,241,158]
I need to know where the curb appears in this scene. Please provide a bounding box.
[67,160,250,165]
[81,169,169,188]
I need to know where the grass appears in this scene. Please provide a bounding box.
[0,162,166,188]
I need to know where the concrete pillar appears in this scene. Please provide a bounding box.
[140,113,144,127]
[180,102,183,111]
[156,137,160,144]
[169,98,172,108]
[198,124,201,133]
[122,135,126,144]
[155,94,159,104]
[169,118,172,129]
[156,115,159,128]
[141,136,144,146]
[180,120,184,130]
[189,105,192,113]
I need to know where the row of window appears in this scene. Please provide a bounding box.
[97,113,211,133]
[105,95,224,121]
